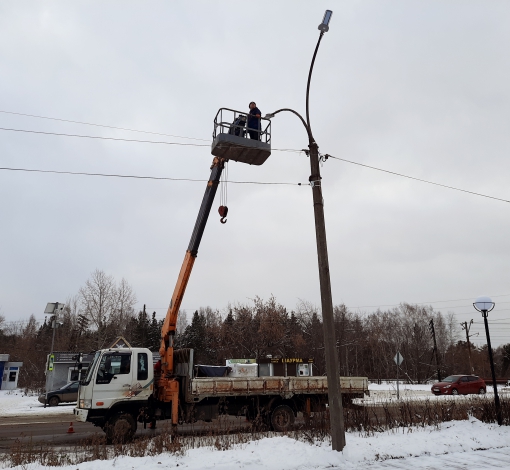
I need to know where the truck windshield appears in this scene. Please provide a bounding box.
[82,351,100,385]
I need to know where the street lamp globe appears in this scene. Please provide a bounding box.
[473,296,495,313]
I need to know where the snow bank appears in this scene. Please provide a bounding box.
[360,382,510,405]
[0,390,73,417]
[2,418,509,470]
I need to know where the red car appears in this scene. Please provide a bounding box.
[431,375,486,396]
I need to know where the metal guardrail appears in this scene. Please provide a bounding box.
[213,108,271,145]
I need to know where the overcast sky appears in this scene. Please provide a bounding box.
[1,1,510,347]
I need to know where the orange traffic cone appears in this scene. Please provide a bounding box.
[67,422,75,434]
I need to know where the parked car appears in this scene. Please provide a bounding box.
[38,381,80,406]
[431,375,486,396]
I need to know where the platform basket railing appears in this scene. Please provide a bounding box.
[213,108,271,144]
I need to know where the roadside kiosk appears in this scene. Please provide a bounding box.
[0,354,23,390]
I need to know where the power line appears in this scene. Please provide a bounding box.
[0,110,210,142]
[0,126,301,153]
[327,154,510,204]
[346,294,510,310]
[0,126,212,147]
[0,166,305,186]
[1,124,508,204]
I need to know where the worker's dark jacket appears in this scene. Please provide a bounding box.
[248,107,261,131]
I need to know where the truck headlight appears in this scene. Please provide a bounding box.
[79,399,92,409]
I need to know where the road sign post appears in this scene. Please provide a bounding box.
[394,351,404,399]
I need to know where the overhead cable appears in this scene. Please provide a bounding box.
[0,126,211,147]
[346,293,510,309]
[327,154,510,204]
[0,126,301,153]
[0,110,210,142]
[0,166,304,186]
[1,125,508,203]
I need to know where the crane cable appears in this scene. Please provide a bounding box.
[218,161,229,223]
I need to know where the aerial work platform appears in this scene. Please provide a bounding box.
[211,108,271,166]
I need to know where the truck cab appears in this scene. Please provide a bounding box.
[74,348,154,432]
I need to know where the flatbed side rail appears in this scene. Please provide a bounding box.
[188,376,368,401]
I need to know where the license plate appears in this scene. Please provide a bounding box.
[433,388,439,391]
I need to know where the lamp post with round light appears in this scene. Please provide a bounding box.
[265,10,346,451]
[473,296,502,425]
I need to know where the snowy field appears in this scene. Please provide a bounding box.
[0,390,74,417]
[357,381,510,405]
[2,387,510,468]
[1,418,509,469]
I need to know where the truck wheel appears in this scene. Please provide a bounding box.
[48,396,60,407]
[270,405,295,432]
[105,413,137,444]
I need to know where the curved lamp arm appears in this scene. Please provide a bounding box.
[306,32,324,136]
[265,108,315,144]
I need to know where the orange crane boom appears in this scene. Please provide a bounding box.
[156,157,225,411]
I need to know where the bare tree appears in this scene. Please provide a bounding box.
[114,278,137,321]
[79,269,117,331]
[78,269,137,347]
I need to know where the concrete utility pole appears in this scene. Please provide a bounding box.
[308,141,345,451]
[460,320,474,374]
[266,10,345,451]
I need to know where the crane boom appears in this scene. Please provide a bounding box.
[159,156,225,378]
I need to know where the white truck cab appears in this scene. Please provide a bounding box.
[74,348,154,429]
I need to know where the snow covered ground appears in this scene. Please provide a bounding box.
[358,381,510,405]
[2,387,510,468]
[1,418,509,469]
[0,390,74,417]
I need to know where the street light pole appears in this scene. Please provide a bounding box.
[265,10,346,451]
[473,296,502,426]
[43,302,65,407]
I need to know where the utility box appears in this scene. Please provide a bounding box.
[258,363,273,377]
[297,363,311,377]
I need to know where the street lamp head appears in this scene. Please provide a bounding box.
[44,302,65,314]
[318,10,333,33]
[264,113,275,119]
[473,295,495,313]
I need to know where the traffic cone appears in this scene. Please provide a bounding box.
[67,422,75,434]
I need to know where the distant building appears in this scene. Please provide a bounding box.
[44,352,95,391]
[0,354,23,390]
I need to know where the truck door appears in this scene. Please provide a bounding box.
[92,352,133,409]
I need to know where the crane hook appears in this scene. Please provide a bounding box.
[218,205,228,224]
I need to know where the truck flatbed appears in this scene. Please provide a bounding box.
[188,376,368,401]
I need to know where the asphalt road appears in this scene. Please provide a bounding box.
[0,408,252,451]
[0,412,100,450]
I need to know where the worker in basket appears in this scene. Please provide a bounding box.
[247,101,261,140]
